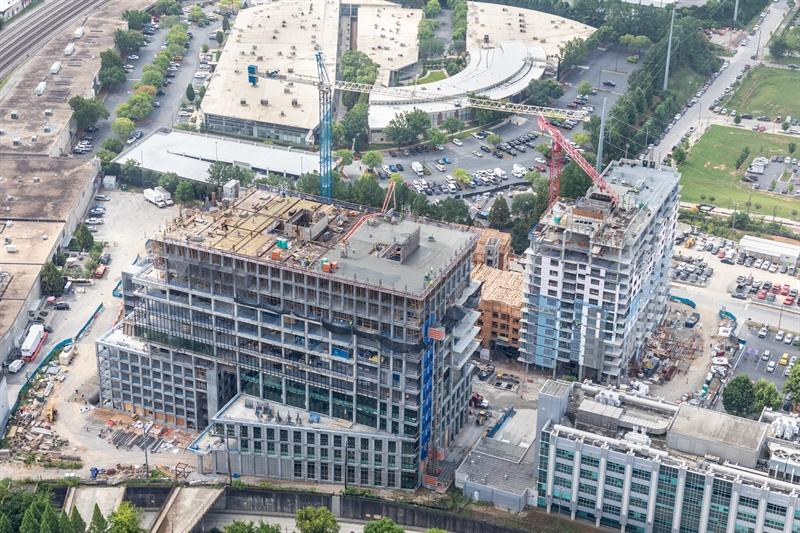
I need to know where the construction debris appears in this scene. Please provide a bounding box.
[630,306,703,384]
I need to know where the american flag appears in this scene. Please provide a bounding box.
[427,326,445,341]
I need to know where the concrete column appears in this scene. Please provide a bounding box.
[545,436,557,513]
[571,445,583,520]
[783,494,796,533]
[595,445,609,529]
[645,461,660,533]
[756,489,769,533]
[726,482,740,533]
[698,475,714,533]
[620,455,634,531]
[670,468,687,533]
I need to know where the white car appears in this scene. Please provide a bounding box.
[776,330,785,342]
[194,72,208,79]
[535,157,546,164]
[85,218,103,225]
[452,138,463,146]
[435,163,446,172]
[767,361,777,373]
[785,334,794,345]
[472,150,483,157]
[178,110,192,117]
[127,54,139,60]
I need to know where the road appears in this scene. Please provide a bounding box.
[651,0,790,162]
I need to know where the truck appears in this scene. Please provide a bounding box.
[8,359,24,373]
[143,188,167,208]
[49,61,61,75]
[494,168,507,180]
[21,324,46,361]
[154,186,174,206]
[35,81,47,96]
[411,161,424,176]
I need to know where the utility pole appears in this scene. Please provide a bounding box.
[596,97,607,173]
[664,5,677,92]
[734,0,740,23]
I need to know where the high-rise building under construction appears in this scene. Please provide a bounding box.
[519,160,680,383]
[96,189,480,489]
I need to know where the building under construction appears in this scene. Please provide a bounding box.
[97,188,480,490]
[519,160,680,383]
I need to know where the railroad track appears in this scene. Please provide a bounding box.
[0,0,110,79]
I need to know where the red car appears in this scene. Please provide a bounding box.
[781,284,790,295]
[772,284,781,294]
[757,289,767,300]
[785,297,795,306]
[535,164,547,172]
[717,249,726,258]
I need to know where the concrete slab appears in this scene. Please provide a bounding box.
[151,486,224,533]
[66,485,126,524]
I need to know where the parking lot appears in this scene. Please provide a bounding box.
[733,325,798,402]
[744,155,800,195]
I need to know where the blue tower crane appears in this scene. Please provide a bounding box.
[315,52,333,198]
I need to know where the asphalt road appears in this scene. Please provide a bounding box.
[650,0,790,161]
[732,325,796,393]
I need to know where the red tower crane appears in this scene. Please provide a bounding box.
[537,116,620,208]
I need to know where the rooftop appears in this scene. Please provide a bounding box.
[114,129,320,181]
[535,160,680,250]
[157,188,476,297]
[355,3,422,85]
[739,235,800,260]
[668,403,769,455]
[200,0,340,131]
[466,2,595,60]
[471,264,523,309]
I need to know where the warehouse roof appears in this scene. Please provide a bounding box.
[739,235,800,262]
[471,264,523,309]
[114,129,320,181]
[200,0,340,132]
[668,404,769,456]
[356,3,422,85]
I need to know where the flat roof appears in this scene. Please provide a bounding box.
[471,264,523,309]
[466,2,595,60]
[114,129,320,181]
[458,436,536,495]
[668,404,769,453]
[355,4,422,85]
[739,235,800,260]
[201,0,340,131]
[158,188,476,296]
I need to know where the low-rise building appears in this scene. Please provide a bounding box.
[471,264,523,354]
[0,0,33,20]
[738,235,800,266]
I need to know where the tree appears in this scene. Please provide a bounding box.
[39,502,59,533]
[350,175,386,206]
[431,197,470,224]
[770,37,788,58]
[734,114,742,125]
[722,374,757,418]
[153,0,181,16]
[452,167,471,185]
[188,5,205,23]
[224,521,282,533]
[559,37,588,73]
[525,79,564,106]
[207,161,255,187]
[133,84,156,98]
[789,142,796,154]
[784,362,800,405]
[0,514,12,533]
[114,29,145,56]
[334,149,353,167]
[672,146,687,164]
[123,10,151,30]
[68,96,109,130]
[158,172,180,194]
[426,530,447,533]
[112,117,135,140]
[735,146,751,170]
[754,379,782,411]
[69,507,86,533]
[40,261,64,296]
[58,511,74,533]
[577,80,593,96]
[222,15,231,32]
[186,83,196,102]
[488,197,511,229]
[100,64,126,88]
[619,34,651,52]
[101,49,124,70]
[339,51,379,108]
[419,37,444,59]
[511,192,537,218]
[102,137,124,154]
[174,181,195,203]
[486,134,502,146]
[560,162,592,198]
[364,518,404,533]
[18,506,38,533]
[423,0,441,18]
[441,116,463,133]
[362,150,384,170]
[385,110,431,145]
[295,506,339,533]
[74,223,95,250]
[335,103,369,150]
[783,121,791,131]
[140,69,164,88]
[118,92,154,121]
[573,132,591,146]
[107,502,143,533]
[216,30,225,45]
[426,127,447,147]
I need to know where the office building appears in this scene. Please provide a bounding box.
[520,161,680,382]
[97,189,480,489]
[535,379,800,533]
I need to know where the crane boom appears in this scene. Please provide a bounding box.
[537,116,619,207]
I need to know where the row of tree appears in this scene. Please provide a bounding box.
[722,363,800,419]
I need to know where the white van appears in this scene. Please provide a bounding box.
[8,359,24,373]
[494,168,507,180]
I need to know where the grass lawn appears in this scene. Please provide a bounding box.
[415,69,447,84]
[679,125,799,219]
[724,66,800,119]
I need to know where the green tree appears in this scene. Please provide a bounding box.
[426,127,447,147]
[295,506,339,533]
[784,362,800,405]
[69,507,86,533]
[735,146,750,170]
[58,511,74,533]
[74,223,95,250]
[770,37,788,58]
[619,34,651,52]
[100,49,124,70]
[573,132,591,146]
[334,149,354,167]
[102,137,124,154]
[672,146,687,164]
[123,10,151,30]
[488,197,511,229]
[40,261,65,296]
[118,92,154,121]
[425,530,448,533]
[185,83,196,102]
[486,134,502,146]
[174,181,195,203]
[362,150,384,170]
[783,121,791,131]
[153,0,181,16]
[350,175,386,206]
[158,172,180,193]
[577,80,593,96]
[339,51,379,108]
[384,110,431,145]
[423,0,441,18]
[39,502,59,533]
[364,517,404,533]
[18,505,38,533]
[511,192,537,218]
[431,197,469,224]
[789,142,796,154]
[222,16,231,32]
[734,114,742,125]
[68,96,109,130]
[754,379,782,411]
[114,29,145,56]
[452,167,471,185]
[723,374,757,418]
[112,117,135,140]
[335,103,369,150]
[223,521,282,533]
[188,5,205,23]
[525,79,564,106]
[107,502,143,533]
[216,30,225,46]
[419,37,444,59]
[100,65,126,88]
[0,514,12,533]
[440,117,463,133]
[560,162,592,198]
[559,37,588,73]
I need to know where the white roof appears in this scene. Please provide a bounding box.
[200,0,340,130]
[114,130,319,182]
[356,3,422,85]
[739,235,800,261]
[368,41,546,129]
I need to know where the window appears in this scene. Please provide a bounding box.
[293,461,302,478]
